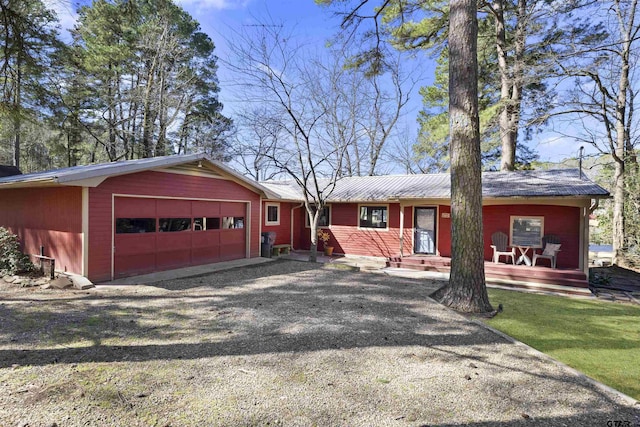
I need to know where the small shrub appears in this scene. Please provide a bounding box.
[0,227,36,276]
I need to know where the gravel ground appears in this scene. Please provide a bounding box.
[0,259,638,427]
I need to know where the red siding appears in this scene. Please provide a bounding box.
[262,201,295,245]
[292,202,581,268]
[88,171,261,282]
[0,187,82,274]
[298,203,404,258]
[482,204,581,269]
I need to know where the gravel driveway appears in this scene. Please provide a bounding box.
[0,259,638,426]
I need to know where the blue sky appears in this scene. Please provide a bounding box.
[49,0,583,166]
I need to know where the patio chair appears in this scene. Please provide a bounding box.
[490,231,515,264]
[532,234,561,269]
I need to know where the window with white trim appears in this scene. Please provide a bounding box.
[510,216,544,247]
[359,205,388,229]
[265,203,280,226]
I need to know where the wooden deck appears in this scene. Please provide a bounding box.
[387,255,590,294]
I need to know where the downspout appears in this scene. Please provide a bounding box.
[291,203,304,250]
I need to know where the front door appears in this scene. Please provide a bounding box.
[414,207,436,255]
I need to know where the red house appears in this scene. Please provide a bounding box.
[0,155,608,288]
[260,170,609,286]
[0,155,275,282]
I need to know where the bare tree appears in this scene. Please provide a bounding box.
[225,22,349,262]
[230,108,283,181]
[549,0,639,266]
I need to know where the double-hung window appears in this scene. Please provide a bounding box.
[265,203,280,226]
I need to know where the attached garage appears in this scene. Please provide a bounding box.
[0,155,276,283]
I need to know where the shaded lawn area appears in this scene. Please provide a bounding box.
[486,288,640,400]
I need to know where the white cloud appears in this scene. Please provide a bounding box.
[44,0,78,39]
[175,0,252,11]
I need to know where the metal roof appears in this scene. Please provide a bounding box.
[0,154,278,198]
[260,169,609,202]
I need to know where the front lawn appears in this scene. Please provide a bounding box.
[486,288,640,400]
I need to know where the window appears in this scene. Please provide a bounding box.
[206,217,220,230]
[159,218,191,232]
[116,218,156,234]
[194,217,220,231]
[510,216,544,247]
[223,216,244,229]
[305,206,331,228]
[359,205,388,229]
[265,203,280,226]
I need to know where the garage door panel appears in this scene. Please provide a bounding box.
[157,199,191,216]
[115,198,156,217]
[221,202,245,216]
[157,232,191,249]
[192,246,221,265]
[192,231,220,248]
[115,234,157,256]
[192,201,220,217]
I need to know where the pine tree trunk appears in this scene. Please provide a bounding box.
[434,0,493,313]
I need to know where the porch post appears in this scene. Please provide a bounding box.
[399,203,404,258]
[581,205,590,276]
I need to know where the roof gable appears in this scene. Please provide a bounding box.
[0,154,277,198]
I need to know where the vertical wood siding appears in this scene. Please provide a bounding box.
[0,187,82,274]
[88,171,261,282]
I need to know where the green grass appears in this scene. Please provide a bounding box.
[485,288,640,400]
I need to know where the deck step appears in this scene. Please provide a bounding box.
[386,257,588,289]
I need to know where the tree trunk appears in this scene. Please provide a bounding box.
[611,0,636,267]
[307,204,319,262]
[434,0,493,313]
[12,47,22,170]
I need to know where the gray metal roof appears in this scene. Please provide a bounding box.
[261,169,609,202]
[0,154,277,198]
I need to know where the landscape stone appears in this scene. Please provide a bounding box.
[50,276,73,289]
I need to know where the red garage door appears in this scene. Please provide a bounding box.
[114,197,247,278]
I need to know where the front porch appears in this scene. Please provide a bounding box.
[387,255,590,295]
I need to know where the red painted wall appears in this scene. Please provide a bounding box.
[261,201,295,245]
[0,187,82,274]
[482,204,581,269]
[88,171,262,282]
[292,202,581,268]
[296,203,405,258]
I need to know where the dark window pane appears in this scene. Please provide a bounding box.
[206,217,220,230]
[267,205,278,222]
[359,206,387,229]
[194,218,204,231]
[318,206,330,227]
[116,218,156,234]
[159,218,191,232]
